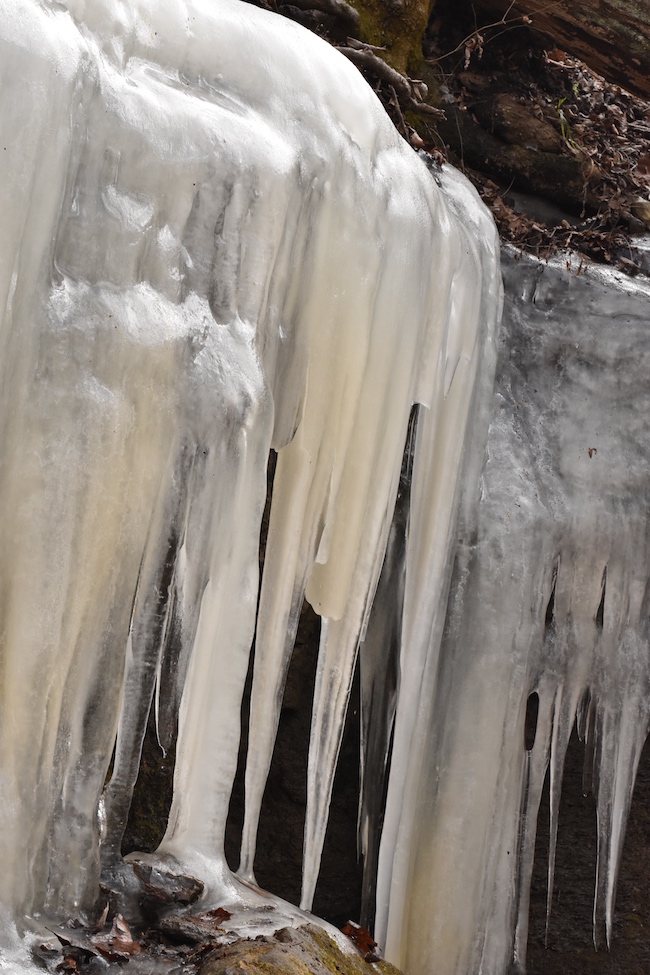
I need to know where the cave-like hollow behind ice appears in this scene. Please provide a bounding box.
[4,2,650,975]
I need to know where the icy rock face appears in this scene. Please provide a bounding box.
[375,250,650,975]
[0,0,500,957]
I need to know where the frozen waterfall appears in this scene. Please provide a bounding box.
[0,0,500,970]
[5,3,649,975]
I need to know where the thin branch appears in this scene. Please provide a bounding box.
[337,45,446,119]
[428,0,567,65]
[430,0,519,63]
[388,84,408,138]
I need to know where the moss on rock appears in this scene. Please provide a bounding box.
[351,0,432,73]
[198,923,405,975]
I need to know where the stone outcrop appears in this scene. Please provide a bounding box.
[197,924,404,975]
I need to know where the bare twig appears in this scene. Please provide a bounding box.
[345,36,387,53]
[337,44,446,119]
[388,84,408,138]
[428,0,567,66]
[430,0,519,63]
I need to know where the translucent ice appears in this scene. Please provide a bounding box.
[375,251,650,975]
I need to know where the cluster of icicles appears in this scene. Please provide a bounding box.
[0,1,501,969]
[2,2,648,975]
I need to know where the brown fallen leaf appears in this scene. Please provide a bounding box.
[56,955,80,974]
[90,913,141,960]
[204,907,232,922]
[341,921,380,962]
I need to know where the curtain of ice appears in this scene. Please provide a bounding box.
[0,0,501,957]
[8,4,645,975]
[7,3,644,975]
[374,252,650,975]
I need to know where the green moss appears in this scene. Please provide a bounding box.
[308,925,404,975]
[198,923,406,975]
[351,0,432,74]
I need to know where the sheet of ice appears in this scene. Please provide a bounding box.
[375,250,650,975]
[0,0,500,966]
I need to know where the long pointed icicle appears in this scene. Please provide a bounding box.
[376,169,502,962]
[357,412,415,927]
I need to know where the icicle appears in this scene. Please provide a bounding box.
[376,169,502,967]
[591,548,650,947]
[157,352,273,896]
[511,689,551,971]
[238,440,317,884]
[357,408,416,928]
[99,478,186,867]
[545,685,575,944]
[239,133,497,920]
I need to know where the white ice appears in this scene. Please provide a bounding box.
[5,3,648,975]
[4,4,647,975]
[0,1,500,972]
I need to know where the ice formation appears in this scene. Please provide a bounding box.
[0,0,501,971]
[3,1,650,974]
[8,1,648,973]
[375,251,650,975]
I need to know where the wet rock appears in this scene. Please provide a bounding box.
[100,857,204,926]
[158,913,231,945]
